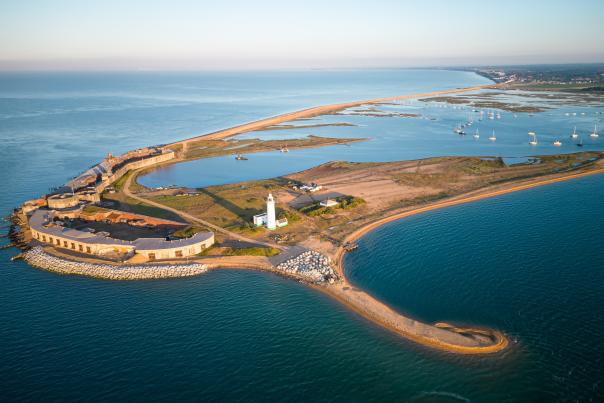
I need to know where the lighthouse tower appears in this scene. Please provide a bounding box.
[266,193,276,230]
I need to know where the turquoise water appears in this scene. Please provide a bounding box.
[1,71,604,401]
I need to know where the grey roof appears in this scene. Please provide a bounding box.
[134,232,214,251]
[29,210,133,247]
[29,209,213,250]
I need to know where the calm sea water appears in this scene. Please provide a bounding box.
[1,71,603,401]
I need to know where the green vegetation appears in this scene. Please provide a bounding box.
[199,246,280,257]
[338,195,366,209]
[462,157,506,175]
[179,136,366,161]
[111,171,131,191]
[222,247,280,257]
[146,179,291,233]
[397,192,450,207]
[122,197,184,222]
[420,96,547,113]
[111,170,147,193]
[172,225,209,238]
[81,205,111,215]
[277,209,301,223]
[299,196,365,216]
[261,122,357,131]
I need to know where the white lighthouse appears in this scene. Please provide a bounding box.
[266,193,276,230]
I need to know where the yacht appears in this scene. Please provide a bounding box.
[528,131,538,146]
[553,140,562,147]
[235,154,248,160]
[570,126,579,139]
[473,129,480,139]
[576,136,584,147]
[590,124,599,138]
[280,146,289,153]
[489,130,497,141]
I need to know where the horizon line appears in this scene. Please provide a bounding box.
[0,61,603,74]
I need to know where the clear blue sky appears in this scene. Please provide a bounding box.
[1,0,602,70]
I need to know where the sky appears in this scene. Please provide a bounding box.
[0,0,603,70]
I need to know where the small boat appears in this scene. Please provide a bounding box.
[280,146,289,153]
[473,129,480,139]
[489,130,497,142]
[553,140,562,147]
[235,154,248,160]
[590,124,599,138]
[570,126,579,139]
[528,131,538,146]
[576,137,584,147]
[496,112,501,119]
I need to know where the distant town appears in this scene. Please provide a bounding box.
[463,63,604,91]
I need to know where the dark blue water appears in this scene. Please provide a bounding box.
[1,71,604,401]
[345,173,604,401]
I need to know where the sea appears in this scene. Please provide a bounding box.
[1,70,603,402]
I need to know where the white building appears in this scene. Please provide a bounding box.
[320,199,338,207]
[253,213,267,227]
[252,193,288,230]
[266,193,276,230]
[300,183,322,192]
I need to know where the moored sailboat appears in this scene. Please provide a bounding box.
[590,124,599,138]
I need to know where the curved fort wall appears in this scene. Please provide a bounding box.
[28,210,214,261]
[96,151,174,193]
[47,193,80,209]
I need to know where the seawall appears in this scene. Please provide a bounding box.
[22,247,209,280]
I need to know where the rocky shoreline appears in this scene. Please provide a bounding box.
[22,247,209,280]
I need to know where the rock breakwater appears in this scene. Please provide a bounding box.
[276,250,339,283]
[22,247,208,280]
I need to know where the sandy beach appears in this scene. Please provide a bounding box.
[169,84,496,145]
[325,164,604,354]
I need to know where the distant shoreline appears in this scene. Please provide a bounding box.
[166,83,497,146]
